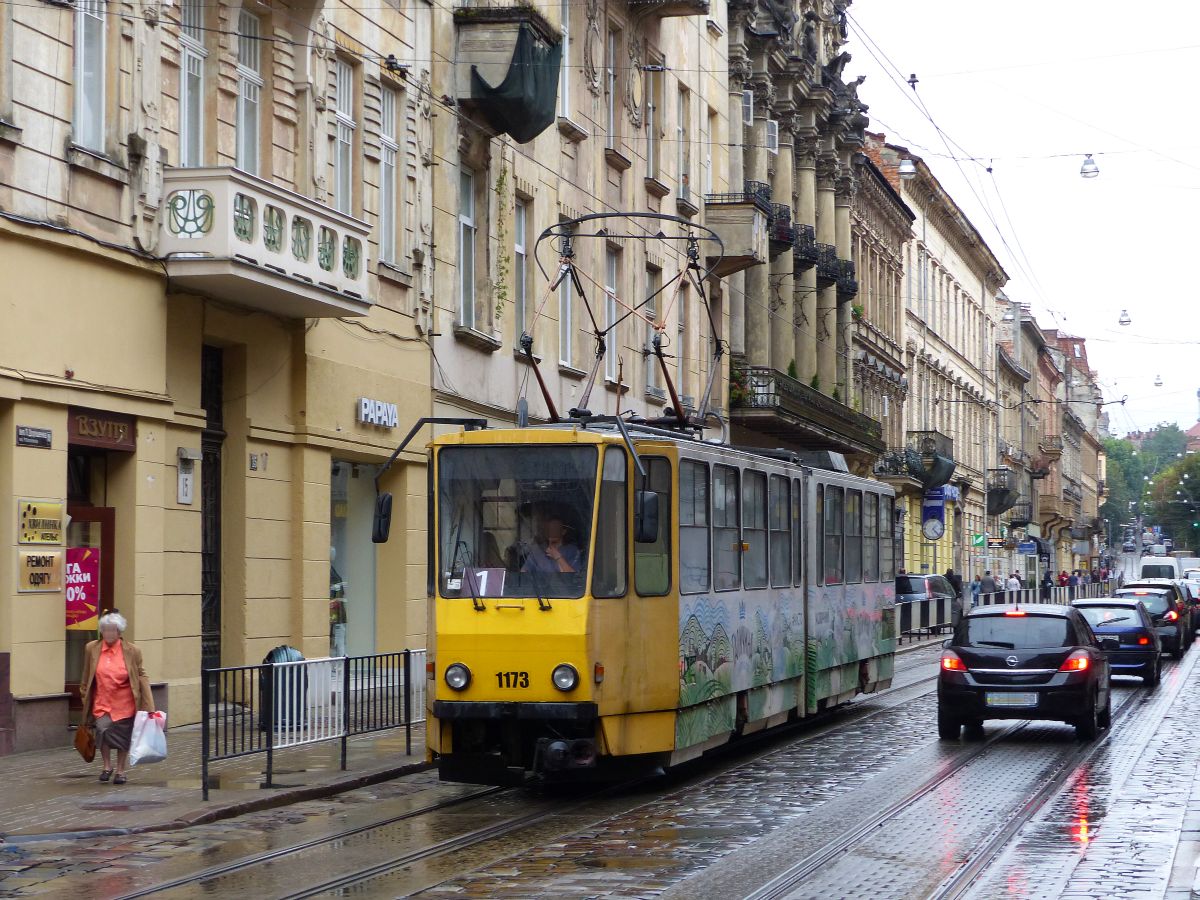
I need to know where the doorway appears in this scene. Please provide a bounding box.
[201,345,225,673]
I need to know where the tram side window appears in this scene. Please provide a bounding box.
[845,490,862,583]
[880,495,896,580]
[635,457,672,596]
[713,464,741,591]
[793,478,804,587]
[815,485,824,584]
[769,475,791,588]
[863,493,879,582]
[743,470,768,589]
[823,485,843,585]
[680,460,710,593]
[592,447,628,598]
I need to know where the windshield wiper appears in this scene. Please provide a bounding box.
[974,640,1016,649]
[453,541,485,611]
[517,540,552,611]
[1096,616,1132,625]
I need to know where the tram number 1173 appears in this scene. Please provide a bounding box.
[496,671,530,688]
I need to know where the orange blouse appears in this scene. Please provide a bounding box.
[92,640,136,722]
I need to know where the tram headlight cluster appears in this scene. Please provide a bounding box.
[444,663,471,691]
[551,663,579,692]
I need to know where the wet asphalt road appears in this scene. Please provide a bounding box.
[3,636,1198,900]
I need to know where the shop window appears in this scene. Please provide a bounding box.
[713,464,740,591]
[680,459,709,594]
[743,470,767,589]
[823,485,843,585]
[593,447,628,598]
[634,457,671,596]
[330,461,380,657]
[769,474,791,588]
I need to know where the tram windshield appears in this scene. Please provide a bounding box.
[437,445,599,599]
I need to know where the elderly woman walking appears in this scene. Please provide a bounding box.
[80,610,154,784]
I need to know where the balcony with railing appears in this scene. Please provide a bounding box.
[768,204,794,257]
[731,365,884,456]
[815,243,839,286]
[836,259,858,299]
[1062,477,1083,503]
[1009,498,1033,527]
[986,466,1020,516]
[1038,493,1067,521]
[1040,434,1064,459]
[873,447,926,496]
[793,224,818,270]
[625,0,708,17]
[161,167,373,318]
[704,181,771,278]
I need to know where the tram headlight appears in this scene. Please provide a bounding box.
[551,663,579,692]
[444,663,471,691]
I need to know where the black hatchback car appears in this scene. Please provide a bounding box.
[939,604,1113,740]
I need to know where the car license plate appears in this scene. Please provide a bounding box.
[986,692,1038,708]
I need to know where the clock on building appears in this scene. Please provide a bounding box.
[922,518,945,541]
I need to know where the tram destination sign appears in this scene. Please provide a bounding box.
[17,499,64,544]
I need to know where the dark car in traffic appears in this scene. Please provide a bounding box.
[1072,598,1161,685]
[1113,582,1190,659]
[895,573,956,604]
[938,604,1113,740]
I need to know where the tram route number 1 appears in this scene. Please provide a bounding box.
[496,671,530,688]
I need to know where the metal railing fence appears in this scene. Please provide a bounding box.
[201,648,426,800]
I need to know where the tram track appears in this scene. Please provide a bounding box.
[743,675,1160,900]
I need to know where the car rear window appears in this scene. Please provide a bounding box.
[1142,564,1177,579]
[896,576,920,594]
[961,614,1072,649]
[1115,589,1171,615]
[1077,606,1141,628]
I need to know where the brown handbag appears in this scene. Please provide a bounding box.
[74,724,96,763]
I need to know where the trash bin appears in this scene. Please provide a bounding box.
[259,645,306,732]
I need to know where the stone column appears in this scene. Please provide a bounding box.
[743,81,772,369]
[794,136,817,384]
[816,153,837,395]
[835,173,854,401]
[770,118,795,373]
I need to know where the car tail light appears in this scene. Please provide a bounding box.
[1059,651,1090,672]
[941,651,967,672]
[1004,610,1027,617]
[1165,610,1179,622]
[1137,635,1151,645]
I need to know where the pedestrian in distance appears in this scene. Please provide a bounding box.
[1041,570,1054,601]
[979,570,998,600]
[1058,570,1069,588]
[971,573,982,607]
[1006,572,1022,592]
[1067,570,1079,600]
[946,568,965,628]
[79,610,155,785]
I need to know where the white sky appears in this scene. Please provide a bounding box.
[848,0,1200,435]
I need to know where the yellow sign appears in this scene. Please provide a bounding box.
[18,550,64,593]
[18,499,64,544]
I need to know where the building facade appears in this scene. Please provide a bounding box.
[0,0,433,751]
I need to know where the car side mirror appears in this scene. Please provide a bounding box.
[634,490,659,544]
[942,638,953,649]
[372,492,393,543]
[1099,637,1120,651]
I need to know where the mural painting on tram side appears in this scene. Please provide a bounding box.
[807,580,895,704]
[676,589,805,748]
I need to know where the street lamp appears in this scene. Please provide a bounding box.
[1155,374,1164,387]
[898,158,917,180]
[1118,309,1132,326]
[1080,154,1100,178]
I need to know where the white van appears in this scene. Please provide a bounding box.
[1141,556,1183,580]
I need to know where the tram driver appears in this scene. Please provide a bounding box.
[522,511,582,574]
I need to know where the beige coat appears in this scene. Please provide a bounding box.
[80,638,155,724]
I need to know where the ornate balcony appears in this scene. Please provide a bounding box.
[1009,498,1033,527]
[836,259,858,299]
[730,365,884,456]
[768,203,794,257]
[1062,477,1083,503]
[904,429,956,491]
[625,0,709,18]
[704,184,770,278]
[815,243,839,286]
[793,224,818,270]
[986,466,1020,516]
[873,447,925,496]
[161,167,372,318]
[1038,494,1069,522]
[1040,434,1064,459]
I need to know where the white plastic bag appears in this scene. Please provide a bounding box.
[128,710,168,766]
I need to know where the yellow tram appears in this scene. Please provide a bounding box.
[375,416,899,784]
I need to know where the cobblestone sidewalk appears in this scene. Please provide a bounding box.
[0,723,426,840]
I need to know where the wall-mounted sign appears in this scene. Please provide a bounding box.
[18,500,64,544]
[18,550,63,593]
[357,397,398,428]
[68,407,136,452]
[15,426,52,449]
[65,547,101,630]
